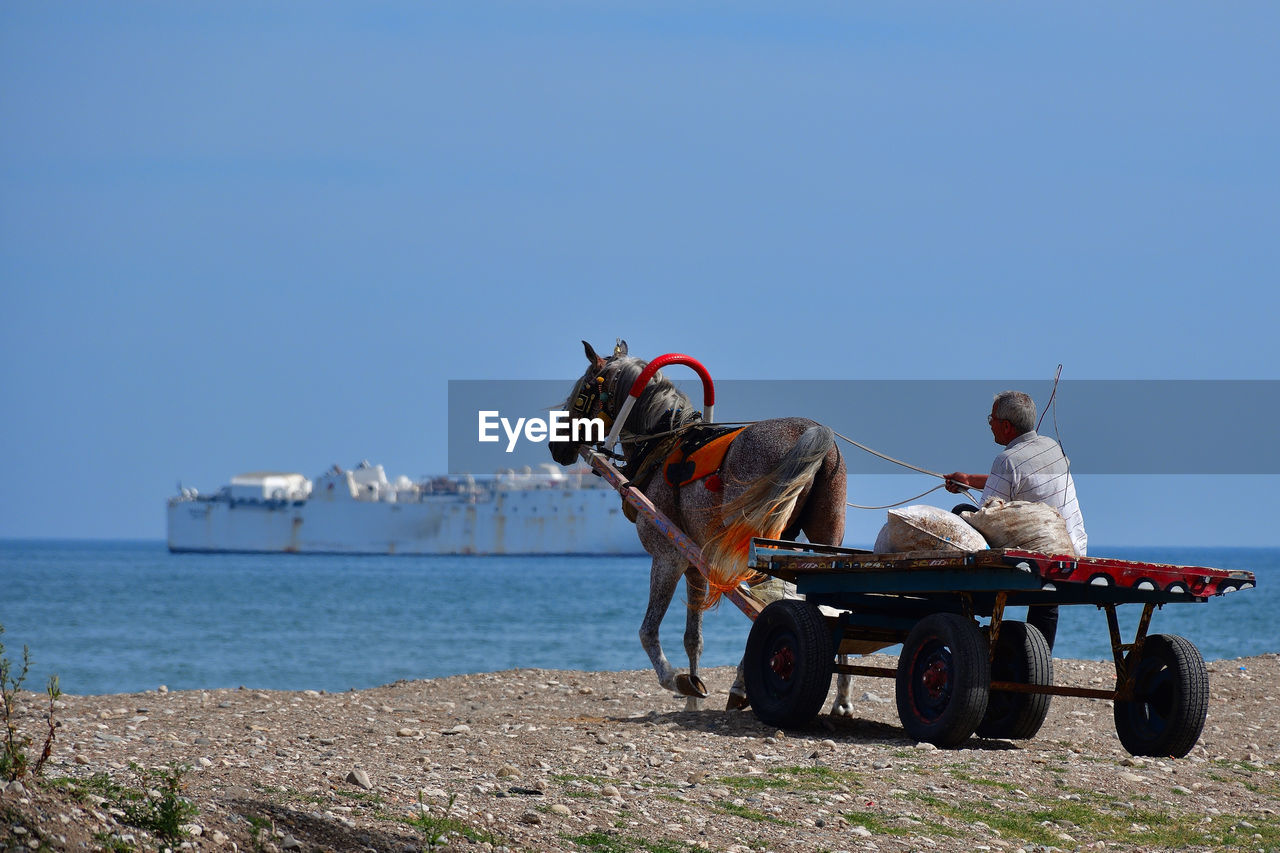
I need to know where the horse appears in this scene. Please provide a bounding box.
[551,340,854,714]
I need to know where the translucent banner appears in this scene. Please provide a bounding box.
[447,380,1278,476]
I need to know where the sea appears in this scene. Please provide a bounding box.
[1,540,1274,697]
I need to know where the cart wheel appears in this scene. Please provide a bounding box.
[1113,634,1208,758]
[977,621,1053,740]
[744,599,834,728]
[896,613,990,748]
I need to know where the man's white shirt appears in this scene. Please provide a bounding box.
[980,431,1087,555]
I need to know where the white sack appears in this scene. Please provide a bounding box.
[874,504,989,553]
[961,498,1076,555]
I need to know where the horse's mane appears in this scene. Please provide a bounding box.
[606,356,704,439]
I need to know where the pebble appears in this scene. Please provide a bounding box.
[444,724,471,735]
[850,825,873,837]
[282,834,303,850]
[550,803,571,816]
[4,781,27,796]
[346,769,373,790]
[397,728,423,738]
[497,764,521,778]
[914,742,939,751]
[521,811,542,825]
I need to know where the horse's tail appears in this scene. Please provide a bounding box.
[700,424,835,609]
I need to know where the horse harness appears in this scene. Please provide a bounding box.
[620,424,747,523]
[568,363,625,437]
[568,359,746,523]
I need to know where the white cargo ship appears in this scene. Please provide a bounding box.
[167,461,642,555]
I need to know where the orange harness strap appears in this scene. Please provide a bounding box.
[662,427,747,489]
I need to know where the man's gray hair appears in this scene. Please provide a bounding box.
[993,391,1036,434]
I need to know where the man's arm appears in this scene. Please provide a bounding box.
[944,472,988,494]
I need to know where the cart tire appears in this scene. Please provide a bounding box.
[744,599,834,728]
[1113,634,1208,758]
[896,613,990,748]
[977,621,1053,740]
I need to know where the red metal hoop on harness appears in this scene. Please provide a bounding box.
[603,353,716,452]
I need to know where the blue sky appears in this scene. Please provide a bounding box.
[2,3,1277,546]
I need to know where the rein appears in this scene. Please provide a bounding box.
[570,355,977,507]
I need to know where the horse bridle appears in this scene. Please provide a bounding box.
[569,359,624,437]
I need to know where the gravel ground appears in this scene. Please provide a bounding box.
[2,653,1278,853]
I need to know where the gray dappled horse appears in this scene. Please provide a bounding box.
[551,340,854,714]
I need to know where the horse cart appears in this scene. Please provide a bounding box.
[568,349,1257,757]
[742,539,1256,757]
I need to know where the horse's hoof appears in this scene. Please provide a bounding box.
[674,673,709,698]
[831,702,855,718]
[726,691,750,711]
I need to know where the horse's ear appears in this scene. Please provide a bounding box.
[582,340,605,368]
[613,338,628,358]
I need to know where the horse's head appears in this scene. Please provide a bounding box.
[549,339,630,465]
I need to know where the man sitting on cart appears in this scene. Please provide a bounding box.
[943,390,1087,651]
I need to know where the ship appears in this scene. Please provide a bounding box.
[166,460,643,555]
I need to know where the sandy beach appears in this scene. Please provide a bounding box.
[2,654,1278,853]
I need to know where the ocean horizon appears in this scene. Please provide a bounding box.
[2,539,1273,697]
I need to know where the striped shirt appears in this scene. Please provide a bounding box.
[980,431,1087,555]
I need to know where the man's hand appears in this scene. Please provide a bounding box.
[944,473,971,494]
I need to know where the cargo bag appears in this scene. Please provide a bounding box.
[961,498,1076,555]
[873,504,989,553]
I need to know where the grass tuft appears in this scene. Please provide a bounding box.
[118,763,198,843]
[405,791,501,849]
[1,624,61,781]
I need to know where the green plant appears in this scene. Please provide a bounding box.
[713,765,853,794]
[564,831,705,853]
[711,800,791,825]
[406,791,499,850]
[417,790,454,849]
[0,639,31,780]
[49,772,128,802]
[118,763,198,843]
[0,624,60,781]
[566,830,632,852]
[244,813,273,853]
[92,831,136,852]
[34,675,60,776]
